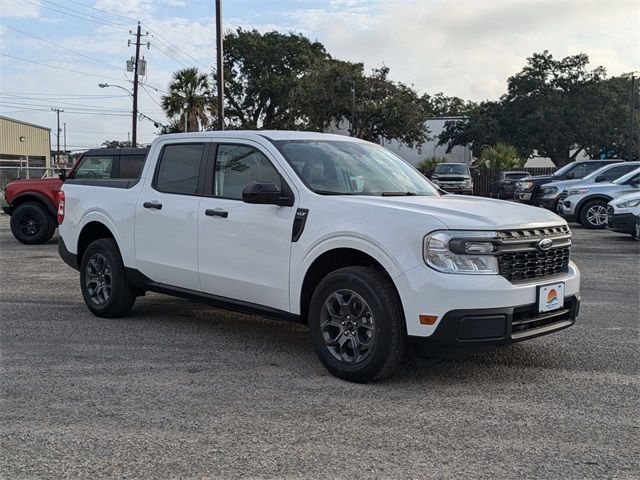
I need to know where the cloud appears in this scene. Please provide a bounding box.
[291,0,639,100]
[0,0,40,17]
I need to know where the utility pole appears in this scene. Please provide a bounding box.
[215,0,224,130]
[630,73,637,160]
[63,122,67,157]
[129,22,149,147]
[51,108,63,164]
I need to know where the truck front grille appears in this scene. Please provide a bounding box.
[496,225,571,282]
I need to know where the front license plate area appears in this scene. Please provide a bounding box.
[538,282,565,313]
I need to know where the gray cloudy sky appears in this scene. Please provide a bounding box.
[0,0,638,149]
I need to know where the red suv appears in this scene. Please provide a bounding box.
[3,148,148,244]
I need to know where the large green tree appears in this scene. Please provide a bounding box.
[292,60,429,146]
[216,28,328,129]
[439,51,639,165]
[161,67,211,132]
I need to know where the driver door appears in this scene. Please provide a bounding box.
[197,141,297,311]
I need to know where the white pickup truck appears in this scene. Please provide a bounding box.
[58,131,581,382]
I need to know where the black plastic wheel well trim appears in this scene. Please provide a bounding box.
[10,192,57,216]
[575,195,613,218]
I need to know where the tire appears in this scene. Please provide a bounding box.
[9,201,56,245]
[579,199,608,229]
[79,238,135,318]
[308,266,407,383]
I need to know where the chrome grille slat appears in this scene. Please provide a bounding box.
[497,225,572,283]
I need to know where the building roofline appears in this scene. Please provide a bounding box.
[0,115,51,131]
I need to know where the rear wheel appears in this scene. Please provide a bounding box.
[9,201,56,245]
[80,238,135,317]
[308,266,407,383]
[579,199,608,229]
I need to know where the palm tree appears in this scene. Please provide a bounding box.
[478,142,523,172]
[161,68,211,132]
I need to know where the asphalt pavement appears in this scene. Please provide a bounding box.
[1,215,638,479]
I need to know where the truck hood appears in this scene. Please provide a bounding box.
[7,177,62,188]
[338,194,565,230]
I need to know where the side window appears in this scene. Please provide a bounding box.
[568,163,587,178]
[74,155,114,179]
[213,144,282,200]
[601,165,629,181]
[118,155,146,178]
[155,144,204,194]
[584,163,605,175]
[626,173,640,185]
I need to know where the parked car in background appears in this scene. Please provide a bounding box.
[558,167,640,228]
[2,148,148,244]
[515,159,621,205]
[494,171,530,199]
[607,191,640,239]
[57,131,580,383]
[539,161,640,211]
[429,163,473,194]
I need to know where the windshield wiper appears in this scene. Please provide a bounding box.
[381,191,419,196]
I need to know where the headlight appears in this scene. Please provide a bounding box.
[541,186,558,194]
[617,199,640,208]
[521,181,534,190]
[567,188,590,196]
[464,179,472,187]
[424,231,499,274]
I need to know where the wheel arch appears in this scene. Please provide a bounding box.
[77,220,117,265]
[575,194,613,218]
[10,192,57,217]
[297,247,402,325]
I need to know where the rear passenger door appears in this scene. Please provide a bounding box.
[197,142,297,311]
[134,142,208,291]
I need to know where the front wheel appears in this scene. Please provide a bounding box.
[579,199,608,229]
[80,238,135,317]
[308,266,407,383]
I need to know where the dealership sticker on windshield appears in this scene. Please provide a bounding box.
[538,283,565,313]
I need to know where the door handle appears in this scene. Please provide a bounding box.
[205,209,228,218]
[143,201,163,210]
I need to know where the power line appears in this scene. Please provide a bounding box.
[0,99,132,112]
[1,24,122,71]
[0,53,127,82]
[0,104,132,116]
[17,0,130,30]
[140,83,165,109]
[63,0,138,23]
[0,92,129,99]
[145,29,211,71]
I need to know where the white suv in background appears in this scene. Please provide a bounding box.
[607,192,640,239]
[58,131,581,382]
[558,168,640,228]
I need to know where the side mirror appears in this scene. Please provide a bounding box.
[58,169,67,181]
[242,181,292,206]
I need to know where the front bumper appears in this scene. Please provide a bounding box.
[558,201,578,222]
[434,183,473,194]
[410,294,579,354]
[395,261,581,338]
[538,195,560,210]
[516,192,532,202]
[607,212,636,234]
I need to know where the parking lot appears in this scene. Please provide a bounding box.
[0,215,638,479]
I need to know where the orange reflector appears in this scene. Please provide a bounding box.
[419,315,438,325]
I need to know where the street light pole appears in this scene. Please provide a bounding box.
[215,0,224,130]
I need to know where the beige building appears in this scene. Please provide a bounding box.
[0,116,52,179]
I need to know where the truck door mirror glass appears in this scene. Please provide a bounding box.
[58,169,67,181]
[242,181,292,206]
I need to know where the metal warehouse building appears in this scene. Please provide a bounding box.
[0,116,52,179]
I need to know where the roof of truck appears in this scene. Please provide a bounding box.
[82,147,150,156]
[156,130,366,142]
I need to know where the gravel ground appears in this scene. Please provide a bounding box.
[1,215,638,479]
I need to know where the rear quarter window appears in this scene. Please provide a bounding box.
[118,155,146,178]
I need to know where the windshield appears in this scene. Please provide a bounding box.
[433,164,469,175]
[552,162,578,177]
[272,140,439,196]
[506,172,529,179]
[613,167,640,185]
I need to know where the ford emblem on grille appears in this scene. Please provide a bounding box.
[538,238,553,251]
